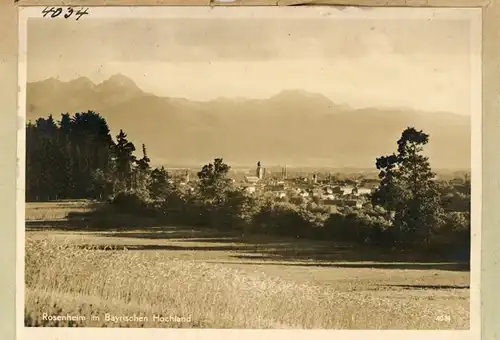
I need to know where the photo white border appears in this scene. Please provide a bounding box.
[17,6,482,340]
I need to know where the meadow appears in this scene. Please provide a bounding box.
[25,201,470,329]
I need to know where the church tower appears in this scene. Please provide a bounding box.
[257,161,264,180]
[282,165,287,180]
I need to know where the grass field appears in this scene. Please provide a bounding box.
[24,202,470,329]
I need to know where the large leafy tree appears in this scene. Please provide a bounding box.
[148,166,170,200]
[197,158,231,202]
[371,127,444,246]
[196,158,235,228]
[195,158,255,230]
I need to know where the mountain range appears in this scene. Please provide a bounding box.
[26,74,471,170]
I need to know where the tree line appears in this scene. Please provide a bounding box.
[26,111,471,254]
[26,111,151,201]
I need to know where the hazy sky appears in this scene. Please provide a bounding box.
[27,16,474,115]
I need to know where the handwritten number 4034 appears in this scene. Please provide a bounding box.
[42,7,90,21]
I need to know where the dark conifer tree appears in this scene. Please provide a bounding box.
[113,129,136,190]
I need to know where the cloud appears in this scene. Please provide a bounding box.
[28,18,470,62]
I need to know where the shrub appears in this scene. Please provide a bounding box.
[251,201,315,237]
[155,189,205,226]
[195,188,261,231]
[112,191,149,214]
[222,189,262,231]
[322,208,394,245]
[427,211,470,260]
[289,196,305,206]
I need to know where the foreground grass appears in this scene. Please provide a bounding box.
[25,236,469,329]
[25,201,96,221]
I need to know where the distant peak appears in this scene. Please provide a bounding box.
[100,74,138,87]
[68,76,95,87]
[73,76,93,82]
[212,96,248,103]
[273,89,332,101]
[276,89,309,95]
[32,77,62,86]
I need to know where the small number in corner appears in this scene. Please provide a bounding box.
[74,7,90,21]
[41,7,90,21]
[42,7,62,18]
[435,315,451,322]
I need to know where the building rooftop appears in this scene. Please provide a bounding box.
[245,176,260,184]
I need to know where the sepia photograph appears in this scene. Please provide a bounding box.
[18,6,481,334]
